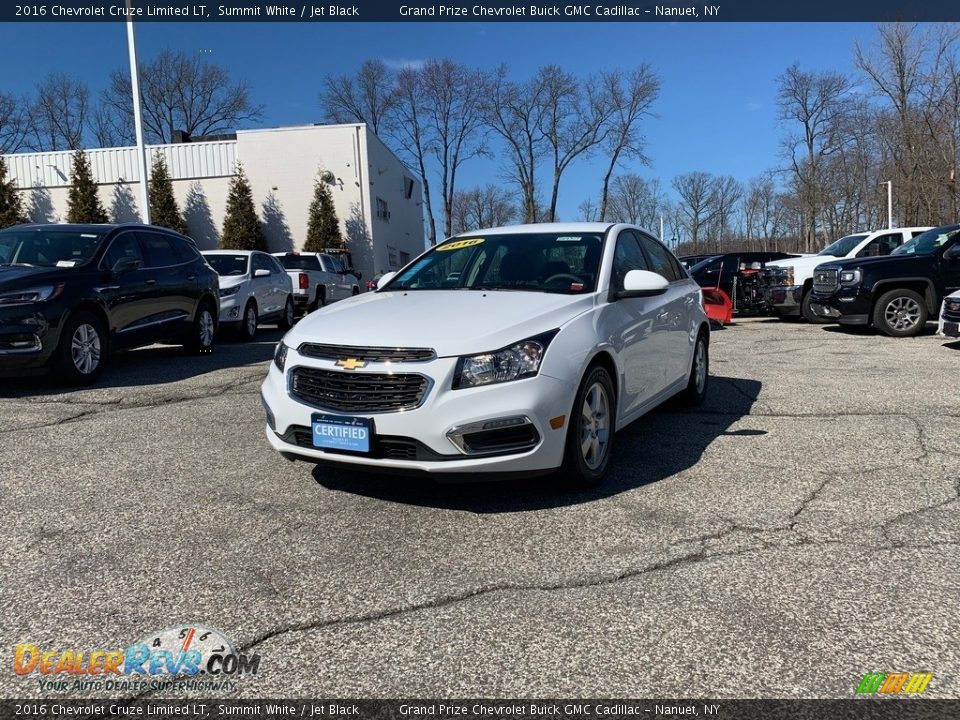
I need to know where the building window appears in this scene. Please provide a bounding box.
[376,197,390,221]
[403,177,415,199]
[399,251,410,267]
[387,246,399,270]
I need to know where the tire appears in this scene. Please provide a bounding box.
[352,287,360,296]
[312,288,326,311]
[278,295,295,330]
[184,300,216,355]
[801,289,830,324]
[238,301,258,341]
[678,330,709,407]
[53,310,107,385]
[559,364,617,489]
[873,288,928,337]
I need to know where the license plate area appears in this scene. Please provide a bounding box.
[311,413,372,453]
[944,321,959,336]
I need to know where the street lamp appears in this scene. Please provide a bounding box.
[881,180,892,230]
[126,0,151,224]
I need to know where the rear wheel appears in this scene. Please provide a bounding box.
[559,364,616,489]
[278,295,295,330]
[54,311,106,385]
[873,288,927,337]
[312,288,326,310]
[238,301,258,341]
[801,289,829,323]
[678,330,709,407]
[185,300,216,355]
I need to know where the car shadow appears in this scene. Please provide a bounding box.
[310,375,763,513]
[0,327,284,398]
[821,324,939,337]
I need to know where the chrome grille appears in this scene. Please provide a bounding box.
[813,268,839,294]
[297,343,436,363]
[291,367,428,412]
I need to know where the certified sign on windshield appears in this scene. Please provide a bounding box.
[438,238,484,252]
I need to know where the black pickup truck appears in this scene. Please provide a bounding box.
[809,224,960,337]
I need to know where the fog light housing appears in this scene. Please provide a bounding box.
[260,393,276,431]
[446,415,540,455]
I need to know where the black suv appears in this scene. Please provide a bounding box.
[0,223,220,383]
[809,224,960,337]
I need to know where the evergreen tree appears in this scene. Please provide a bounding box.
[0,157,26,228]
[220,162,265,250]
[148,154,187,234]
[303,172,343,251]
[66,150,108,224]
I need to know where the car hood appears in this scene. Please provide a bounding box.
[0,265,74,290]
[814,254,926,270]
[284,289,595,357]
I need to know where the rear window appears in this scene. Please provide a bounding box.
[278,254,322,270]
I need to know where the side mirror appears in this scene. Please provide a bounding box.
[617,269,669,299]
[111,257,141,276]
[944,244,960,261]
[376,272,397,289]
[253,268,271,278]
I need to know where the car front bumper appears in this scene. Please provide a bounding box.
[260,350,577,475]
[809,286,872,325]
[764,284,803,315]
[940,297,960,337]
[0,303,66,373]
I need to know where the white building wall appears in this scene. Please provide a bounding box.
[3,124,425,277]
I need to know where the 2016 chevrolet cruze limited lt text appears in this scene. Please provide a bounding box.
[262,224,710,486]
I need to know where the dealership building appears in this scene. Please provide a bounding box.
[2,123,426,282]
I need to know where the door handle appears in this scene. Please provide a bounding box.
[145,279,157,285]
[186,275,196,281]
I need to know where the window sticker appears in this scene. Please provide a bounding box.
[437,238,484,252]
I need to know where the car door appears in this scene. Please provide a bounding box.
[319,254,345,300]
[269,255,293,305]
[137,231,194,339]
[250,252,278,315]
[637,233,696,389]
[97,231,152,346]
[604,230,666,418]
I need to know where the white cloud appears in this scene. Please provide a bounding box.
[383,58,427,71]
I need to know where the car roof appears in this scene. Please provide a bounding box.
[202,249,258,255]
[458,222,620,237]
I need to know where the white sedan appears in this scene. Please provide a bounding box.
[939,290,960,338]
[202,250,295,340]
[261,223,710,487]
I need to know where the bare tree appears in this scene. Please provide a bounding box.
[607,174,664,229]
[30,73,89,151]
[451,184,517,234]
[420,60,490,238]
[776,63,852,251]
[598,65,661,220]
[90,105,133,148]
[0,92,30,154]
[320,59,397,136]
[710,175,743,252]
[102,50,263,143]
[392,67,438,245]
[672,172,718,253]
[538,66,612,222]
[484,66,550,223]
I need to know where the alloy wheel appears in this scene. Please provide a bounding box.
[245,306,257,336]
[580,381,610,470]
[199,309,215,347]
[71,323,101,375]
[884,297,921,331]
[694,339,707,394]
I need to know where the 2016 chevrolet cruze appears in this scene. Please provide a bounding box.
[262,223,710,486]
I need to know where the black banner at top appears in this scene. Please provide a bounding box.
[4,0,960,22]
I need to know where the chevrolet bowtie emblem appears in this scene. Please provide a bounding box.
[336,358,367,370]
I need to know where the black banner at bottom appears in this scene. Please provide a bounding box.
[2,700,959,720]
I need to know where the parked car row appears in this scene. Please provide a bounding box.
[0,223,362,385]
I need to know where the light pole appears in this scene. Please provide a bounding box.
[126,0,151,224]
[881,180,892,229]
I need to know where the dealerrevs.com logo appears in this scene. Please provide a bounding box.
[14,625,260,693]
[856,672,933,695]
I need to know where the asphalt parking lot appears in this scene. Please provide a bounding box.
[2,319,959,699]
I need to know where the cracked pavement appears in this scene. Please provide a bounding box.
[1,319,959,698]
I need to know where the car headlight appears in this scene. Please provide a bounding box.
[452,331,558,389]
[219,285,241,298]
[839,270,861,286]
[274,342,288,372]
[783,267,794,285]
[0,283,65,306]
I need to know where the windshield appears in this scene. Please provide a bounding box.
[891,225,960,255]
[277,254,321,271]
[0,229,105,268]
[204,254,249,276]
[386,232,605,294]
[818,234,869,257]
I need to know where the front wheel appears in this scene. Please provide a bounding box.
[184,301,216,355]
[559,364,616,489]
[801,289,830,323]
[278,295,295,330]
[873,288,928,337]
[54,311,107,385]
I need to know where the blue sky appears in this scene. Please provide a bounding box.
[2,21,883,220]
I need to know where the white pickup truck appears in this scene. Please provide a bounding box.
[272,251,361,314]
[762,227,932,322]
